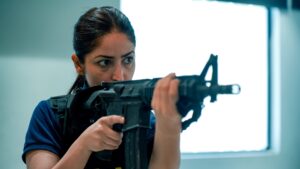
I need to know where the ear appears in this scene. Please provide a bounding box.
[71,54,84,75]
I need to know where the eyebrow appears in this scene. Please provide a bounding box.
[96,51,135,59]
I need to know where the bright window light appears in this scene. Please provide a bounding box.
[121,0,269,153]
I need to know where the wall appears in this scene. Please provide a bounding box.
[0,1,119,168]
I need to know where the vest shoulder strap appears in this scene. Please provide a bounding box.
[48,95,69,135]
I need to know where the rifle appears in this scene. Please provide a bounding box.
[53,54,240,169]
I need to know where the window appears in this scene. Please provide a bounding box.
[121,0,269,154]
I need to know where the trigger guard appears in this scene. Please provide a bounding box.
[181,104,203,130]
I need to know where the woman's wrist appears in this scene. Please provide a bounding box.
[74,134,94,155]
[155,118,182,137]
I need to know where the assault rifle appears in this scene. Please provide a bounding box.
[53,54,240,169]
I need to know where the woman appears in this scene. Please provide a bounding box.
[22,6,181,169]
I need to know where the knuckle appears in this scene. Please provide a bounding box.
[157,80,168,91]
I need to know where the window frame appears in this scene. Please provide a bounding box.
[120,0,280,158]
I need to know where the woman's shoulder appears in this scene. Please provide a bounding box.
[34,94,68,113]
[28,98,64,141]
[23,98,65,161]
[31,97,65,124]
[36,99,51,109]
[32,99,52,117]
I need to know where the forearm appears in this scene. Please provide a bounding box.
[52,138,92,169]
[149,73,181,169]
[53,115,123,169]
[149,122,181,169]
[26,139,92,169]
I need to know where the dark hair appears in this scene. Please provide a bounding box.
[68,6,136,93]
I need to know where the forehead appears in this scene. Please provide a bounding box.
[93,32,135,56]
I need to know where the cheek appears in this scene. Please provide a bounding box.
[85,67,109,87]
[123,64,135,80]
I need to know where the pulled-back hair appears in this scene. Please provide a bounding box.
[69,6,136,93]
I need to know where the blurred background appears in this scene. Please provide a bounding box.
[0,0,299,168]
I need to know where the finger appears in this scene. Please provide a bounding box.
[102,139,122,150]
[151,78,161,109]
[100,115,124,130]
[169,78,180,103]
[152,73,176,109]
[157,73,177,106]
[163,73,178,99]
[159,73,176,91]
[95,126,123,148]
[106,115,125,127]
[157,78,168,108]
[97,116,124,141]
[103,129,123,143]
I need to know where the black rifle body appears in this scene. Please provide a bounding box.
[55,54,240,169]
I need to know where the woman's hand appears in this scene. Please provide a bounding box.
[78,115,124,153]
[26,116,124,169]
[149,73,181,169]
[152,73,182,134]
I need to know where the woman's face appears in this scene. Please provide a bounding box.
[74,32,135,87]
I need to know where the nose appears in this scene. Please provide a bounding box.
[112,63,124,81]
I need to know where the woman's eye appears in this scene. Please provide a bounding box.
[97,59,111,67]
[123,56,134,65]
